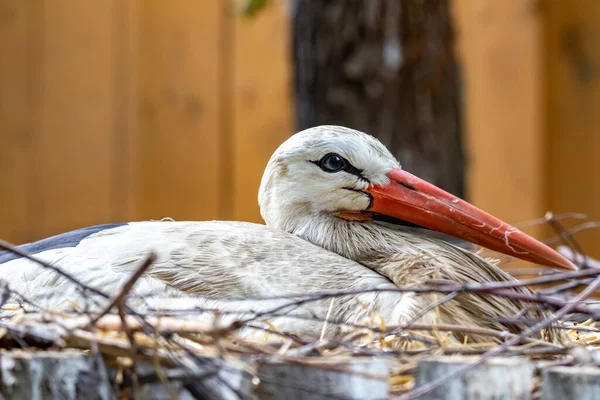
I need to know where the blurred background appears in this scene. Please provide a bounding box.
[0,0,598,258]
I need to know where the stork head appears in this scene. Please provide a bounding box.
[259,125,575,270]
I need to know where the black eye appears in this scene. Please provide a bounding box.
[319,153,347,173]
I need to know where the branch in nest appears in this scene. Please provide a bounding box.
[400,268,600,400]
[0,239,111,303]
[64,328,179,366]
[0,319,66,347]
[88,252,157,325]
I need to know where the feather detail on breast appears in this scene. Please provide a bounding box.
[141,221,390,298]
[358,238,569,345]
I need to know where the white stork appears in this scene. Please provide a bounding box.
[0,126,574,343]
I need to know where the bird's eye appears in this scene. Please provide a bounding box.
[319,153,347,173]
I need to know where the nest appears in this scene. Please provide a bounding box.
[0,213,599,399]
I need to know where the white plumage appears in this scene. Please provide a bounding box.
[3,221,413,339]
[0,125,573,343]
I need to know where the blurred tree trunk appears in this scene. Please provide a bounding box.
[292,0,466,197]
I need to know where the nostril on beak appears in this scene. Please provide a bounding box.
[398,181,416,191]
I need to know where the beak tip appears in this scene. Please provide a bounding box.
[542,250,578,270]
[559,259,578,271]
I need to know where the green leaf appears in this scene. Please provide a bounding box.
[242,0,268,17]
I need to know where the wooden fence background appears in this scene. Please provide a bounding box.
[0,0,293,245]
[1,0,599,257]
[454,0,600,256]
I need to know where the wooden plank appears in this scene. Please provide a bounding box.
[256,359,390,400]
[542,366,600,400]
[112,0,140,222]
[138,1,223,222]
[451,0,546,239]
[545,0,600,258]
[0,350,113,399]
[0,350,251,400]
[0,1,37,244]
[132,359,252,400]
[36,1,120,238]
[230,2,295,222]
[414,356,533,399]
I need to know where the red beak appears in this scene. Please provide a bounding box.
[366,168,575,270]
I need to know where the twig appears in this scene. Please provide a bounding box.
[0,241,176,353]
[395,292,458,335]
[7,288,46,312]
[387,323,561,349]
[0,319,66,347]
[545,221,600,245]
[0,239,158,336]
[538,278,593,295]
[88,253,157,325]
[0,239,111,302]
[119,301,139,359]
[545,212,587,267]
[481,288,598,317]
[514,212,587,229]
[136,266,600,306]
[228,283,600,329]
[399,269,600,399]
[25,313,560,350]
[320,297,335,341]
[65,328,180,365]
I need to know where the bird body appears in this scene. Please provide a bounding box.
[0,126,574,344]
[0,221,414,340]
